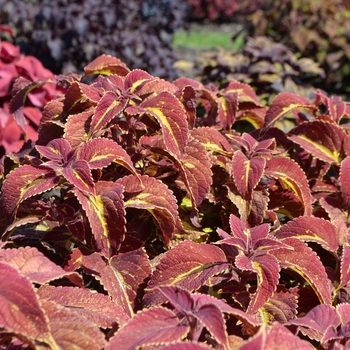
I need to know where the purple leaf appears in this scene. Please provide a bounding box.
[0,262,50,342]
[37,285,126,328]
[0,246,82,286]
[105,307,189,350]
[73,181,125,257]
[143,241,231,306]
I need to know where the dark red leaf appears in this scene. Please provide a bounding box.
[339,156,350,211]
[73,181,125,257]
[84,54,130,77]
[143,240,231,306]
[0,262,50,342]
[37,285,126,328]
[0,246,82,286]
[105,307,189,350]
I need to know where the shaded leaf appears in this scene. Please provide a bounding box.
[0,247,82,286]
[264,92,317,130]
[235,254,280,314]
[264,156,312,216]
[286,304,339,341]
[73,181,125,258]
[288,120,350,164]
[340,244,350,288]
[143,240,231,306]
[128,92,188,159]
[271,238,332,305]
[118,175,178,245]
[105,307,189,350]
[155,342,212,350]
[339,157,350,212]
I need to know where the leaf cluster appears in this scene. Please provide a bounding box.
[2,54,350,348]
[195,36,325,103]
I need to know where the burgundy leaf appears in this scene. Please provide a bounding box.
[264,92,317,130]
[41,299,106,350]
[155,343,212,350]
[105,307,189,350]
[261,288,298,324]
[62,159,95,195]
[77,137,138,175]
[337,303,350,325]
[195,304,229,348]
[124,69,153,92]
[84,54,130,77]
[274,216,338,252]
[143,240,231,306]
[81,248,151,321]
[118,175,178,245]
[73,181,125,258]
[0,263,50,342]
[157,286,194,315]
[36,138,72,163]
[0,246,82,286]
[232,151,265,199]
[271,238,332,305]
[177,85,197,128]
[190,127,232,155]
[131,92,189,159]
[1,165,59,219]
[286,304,340,341]
[264,156,312,216]
[288,120,350,164]
[37,285,126,328]
[64,109,93,149]
[89,91,127,137]
[340,244,350,288]
[176,137,213,224]
[340,157,350,212]
[235,254,280,314]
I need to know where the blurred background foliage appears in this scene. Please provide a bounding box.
[1,0,350,99]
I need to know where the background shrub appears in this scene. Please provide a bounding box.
[0,0,187,80]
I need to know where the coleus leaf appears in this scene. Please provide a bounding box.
[143,240,231,306]
[263,92,317,130]
[37,285,125,328]
[340,244,350,288]
[235,254,280,314]
[118,175,178,245]
[264,156,313,216]
[157,286,229,348]
[271,238,332,305]
[238,322,313,350]
[176,85,197,129]
[73,181,125,258]
[175,137,213,226]
[77,137,138,176]
[288,120,350,164]
[88,91,128,138]
[0,262,50,343]
[40,299,107,350]
[190,127,233,155]
[81,248,151,321]
[154,343,212,350]
[274,216,339,252]
[1,165,59,221]
[84,54,130,77]
[105,307,189,350]
[339,156,350,212]
[286,304,340,341]
[126,91,188,159]
[232,151,266,199]
[0,246,82,286]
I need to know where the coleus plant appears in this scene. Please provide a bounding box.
[1,54,350,349]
